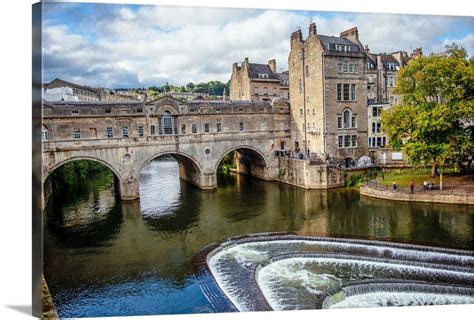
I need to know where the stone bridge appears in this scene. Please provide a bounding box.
[42,96,291,202]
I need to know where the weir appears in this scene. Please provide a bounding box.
[193,233,474,312]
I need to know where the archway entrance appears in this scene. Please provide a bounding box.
[138,154,203,218]
[43,159,123,243]
[216,147,269,183]
[344,157,354,168]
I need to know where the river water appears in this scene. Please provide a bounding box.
[44,159,473,318]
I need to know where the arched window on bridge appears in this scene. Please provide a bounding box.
[42,125,48,141]
[158,111,177,135]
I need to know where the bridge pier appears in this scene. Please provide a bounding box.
[117,178,140,201]
[178,167,217,191]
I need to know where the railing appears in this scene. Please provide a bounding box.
[364,180,465,195]
[275,151,327,165]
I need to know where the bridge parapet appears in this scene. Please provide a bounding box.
[42,96,291,203]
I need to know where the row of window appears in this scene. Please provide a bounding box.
[337,83,357,101]
[254,87,278,96]
[368,136,387,148]
[299,107,317,117]
[338,135,358,148]
[324,44,353,52]
[337,61,359,74]
[62,122,246,140]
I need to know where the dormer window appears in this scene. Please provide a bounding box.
[335,44,351,52]
[387,63,397,71]
[258,73,269,79]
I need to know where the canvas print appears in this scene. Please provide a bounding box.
[33,1,474,318]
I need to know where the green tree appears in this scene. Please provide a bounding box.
[381,44,474,177]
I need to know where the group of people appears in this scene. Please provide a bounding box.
[392,179,435,193]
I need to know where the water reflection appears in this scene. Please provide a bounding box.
[45,173,123,248]
[44,159,473,318]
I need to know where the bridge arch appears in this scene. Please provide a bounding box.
[42,156,124,209]
[215,145,271,181]
[44,156,123,184]
[138,150,209,190]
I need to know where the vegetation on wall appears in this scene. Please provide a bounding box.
[218,151,237,173]
[50,160,113,190]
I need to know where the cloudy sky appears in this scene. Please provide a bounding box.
[42,2,474,88]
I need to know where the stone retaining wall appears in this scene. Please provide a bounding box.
[360,185,474,205]
[277,157,344,189]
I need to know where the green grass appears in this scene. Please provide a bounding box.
[374,167,459,188]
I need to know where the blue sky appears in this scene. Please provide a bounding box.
[42,2,474,88]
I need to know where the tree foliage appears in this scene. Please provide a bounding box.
[147,80,230,96]
[50,160,112,188]
[381,44,474,176]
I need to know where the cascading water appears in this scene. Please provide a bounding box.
[193,233,474,312]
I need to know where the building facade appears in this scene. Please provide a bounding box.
[229,58,289,102]
[365,48,421,165]
[367,102,389,150]
[288,23,368,166]
[366,47,421,106]
[43,78,101,102]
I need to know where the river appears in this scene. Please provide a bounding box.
[43,159,473,318]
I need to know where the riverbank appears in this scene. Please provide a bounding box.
[360,181,474,205]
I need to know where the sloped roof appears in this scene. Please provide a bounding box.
[45,78,99,95]
[379,54,399,65]
[247,63,280,80]
[318,35,357,46]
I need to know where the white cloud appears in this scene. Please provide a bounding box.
[42,6,474,88]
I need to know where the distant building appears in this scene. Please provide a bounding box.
[366,47,421,105]
[365,47,421,164]
[367,102,408,165]
[43,78,100,102]
[289,23,368,166]
[43,78,140,102]
[367,102,389,149]
[230,58,289,102]
[94,87,140,102]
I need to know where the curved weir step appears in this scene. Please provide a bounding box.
[192,233,474,312]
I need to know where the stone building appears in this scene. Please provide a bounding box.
[43,78,100,102]
[94,87,140,102]
[367,102,389,150]
[365,48,421,165]
[229,58,289,102]
[288,23,368,166]
[366,47,421,105]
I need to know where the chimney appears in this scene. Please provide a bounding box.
[290,29,303,48]
[244,57,249,65]
[309,22,317,35]
[268,59,276,73]
[376,55,383,70]
[232,62,239,72]
[365,45,370,54]
[411,47,423,58]
[340,27,359,41]
[223,87,227,102]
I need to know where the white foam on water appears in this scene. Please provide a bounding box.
[257,257,474,310]
[208,245,270,311]
[329,292,474,308]
[207,239,474,311]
